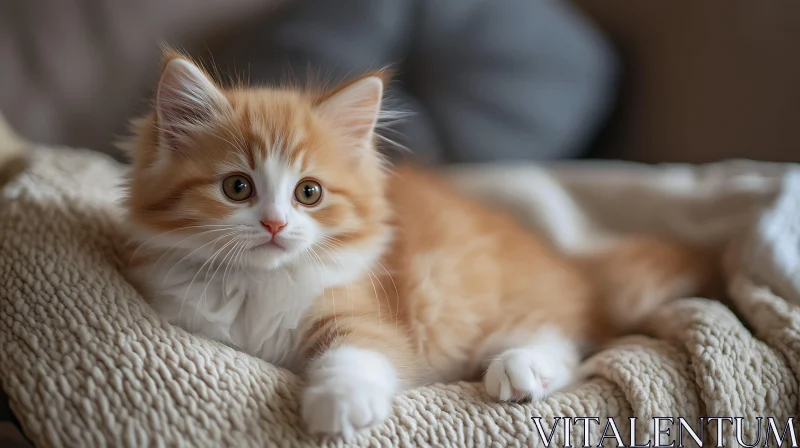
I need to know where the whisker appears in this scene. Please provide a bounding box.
[171,231,237,320]
[313,243,355,326]
[129,224,236,262]
[182,233,236,325]
[320,235,399,331]
[223,240,247,295]
[300,248,328,333]
[198,236,241,311]
[148,227,238,279]
[308,247,337,329]
[163,231,238,283]
[373,259,401,333]
[318,239,386,328]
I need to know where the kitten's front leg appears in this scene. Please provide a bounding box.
[298,298,415,439]
[302,345,396,439]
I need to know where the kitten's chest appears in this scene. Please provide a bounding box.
[145,261,324,369]
[228,269,322,368]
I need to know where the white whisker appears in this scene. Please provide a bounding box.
[163,231,238,284]
[182,233,237,325]
[129,224,236,262]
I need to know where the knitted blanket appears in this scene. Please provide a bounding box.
[1,145,798,447]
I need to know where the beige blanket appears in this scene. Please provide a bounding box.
[1,143,798,447]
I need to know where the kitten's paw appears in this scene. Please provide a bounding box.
[484,348,559,402]
[302,347,396,439]
[302,376,393,439]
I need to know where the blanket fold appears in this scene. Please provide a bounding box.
[1,147,798,447]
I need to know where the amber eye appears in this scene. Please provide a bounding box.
[294,179,322,206]
[222,174,254,202]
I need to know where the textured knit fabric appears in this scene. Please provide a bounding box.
[1,147,798,447]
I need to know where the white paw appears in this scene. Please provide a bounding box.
[484,347,570,402]
[302,347,396,439]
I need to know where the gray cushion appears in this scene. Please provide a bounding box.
[206,0,618,163]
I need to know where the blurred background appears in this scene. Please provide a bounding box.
[1,0,799,165]
[0,4,798,445]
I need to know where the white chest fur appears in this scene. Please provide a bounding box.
[136,256,327,371]
[129,228,389,372]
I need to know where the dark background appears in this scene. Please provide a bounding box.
[1,0,798,164]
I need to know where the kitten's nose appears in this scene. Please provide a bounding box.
[261,220,286,235]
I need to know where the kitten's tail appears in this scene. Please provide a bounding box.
[579,236,724,335]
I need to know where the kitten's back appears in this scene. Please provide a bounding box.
[382,164,720,376]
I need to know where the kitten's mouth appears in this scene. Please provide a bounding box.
[251,240,285,251]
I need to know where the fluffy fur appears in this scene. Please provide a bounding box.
[122,51,718,439]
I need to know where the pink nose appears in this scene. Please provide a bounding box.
[261,220,286,235]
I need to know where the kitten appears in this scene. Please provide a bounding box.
[122,51,718,439]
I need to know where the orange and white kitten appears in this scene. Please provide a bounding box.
[123,52,717,439]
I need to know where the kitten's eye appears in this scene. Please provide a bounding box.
[294,179,322,206]
[222,174,254,202]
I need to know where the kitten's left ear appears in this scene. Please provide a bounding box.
[316,76,383,145]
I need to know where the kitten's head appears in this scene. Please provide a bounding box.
[123,51,392,271]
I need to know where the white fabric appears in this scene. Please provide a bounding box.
[1,146,799,447]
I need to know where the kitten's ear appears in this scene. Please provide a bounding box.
[316,76,383,145]
[156,57,229,149]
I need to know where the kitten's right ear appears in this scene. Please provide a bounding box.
[156,57,229,149]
